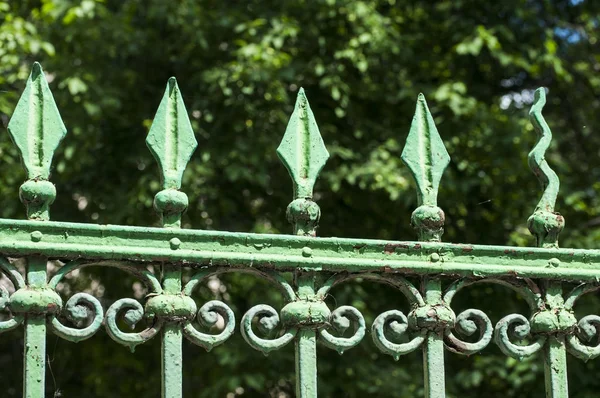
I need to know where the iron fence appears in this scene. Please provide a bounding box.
[1,62,597,397]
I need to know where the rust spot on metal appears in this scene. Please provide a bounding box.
[353,244,366,252]
[384,244,400,254]
[461,246,473,253]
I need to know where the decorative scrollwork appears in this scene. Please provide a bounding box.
[184,268,295,352]
[566,315,600,361]
[372,310,426,360]
[241,304,296,355]
[319,306,366,354]
[183,300,236,351]
[494,314,546,360]
[48,260,163,348]
[445,309,493,355]
[0,257,25,332]
[105,298,162,352]
[562,284,600,361]
[51,292,103,342]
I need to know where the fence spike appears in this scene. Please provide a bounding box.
[8,62,66,220]
[147,77,197,190]
[401,94,450,241]
[146,77,197,227]
[277,88,329,236]
[8,62,66,180]
[527,88,564,248]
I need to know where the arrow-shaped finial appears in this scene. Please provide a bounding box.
[8,62,66,180]
[401,94,450,241]
[146,77,197,190]
[277,88,329,200]
[8,62,66,220]
[146,77,197,227]
[277,89,329,236]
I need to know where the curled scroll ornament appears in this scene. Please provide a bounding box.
[241,304,297,355]
[238,269,299,355]
[0,257,25,332]
[53,261,164,351]
[180,268,241,351]
[490,279,547,360]
[183,268,297,354]
[443,277,546,359]
[442,279,502,356]
[319,305,366,355]
[238,270,367,355]
[320,273,426,359]
[564,284,600,361]
[47,260,108,342]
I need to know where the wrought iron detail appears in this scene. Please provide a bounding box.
[2,64,599,398]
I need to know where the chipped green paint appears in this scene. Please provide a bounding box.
[146,77,197,191]
[277,88,329,200]
[147,77,197,398]
[402,95,451,397]
[528,88,564,249]
[401,94,450,207]
[2,72,597,398]
[7,63,66,181]
[6,63,68,398]
[279,89,326,397]
[278,89,329,237]
[402,94,450,242]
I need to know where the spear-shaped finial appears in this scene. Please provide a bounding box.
[527,88,564,248]
[401,94,450,241]
[277,88,329,236]
[8,62,67,220]
[146,77,197,228]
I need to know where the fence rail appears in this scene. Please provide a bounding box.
[1,62,598,398]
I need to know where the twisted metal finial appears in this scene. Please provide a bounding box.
[527,88,564,248]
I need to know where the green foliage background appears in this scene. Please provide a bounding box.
[1,0,600,396]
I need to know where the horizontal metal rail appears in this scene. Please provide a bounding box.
[0,218,598,280]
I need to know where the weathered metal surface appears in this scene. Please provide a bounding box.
[2,65,597,397]
[528,88,564,249]
[402,94,450,242]
[7,63,66,398]
[403,96,452,397]
[2,219,600,279]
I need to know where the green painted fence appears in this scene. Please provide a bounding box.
[1,63,598,397]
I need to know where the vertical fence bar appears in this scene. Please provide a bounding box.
[23,256,48,398]
[277,88,329,398]
[294,273,318,398]
[543,282,568,398]
[401,94,451,398]
[527,88,567,398]
[146,77,198,398]
[161,268,184,398]
[7,62,67,398]
[422,279,445,398]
